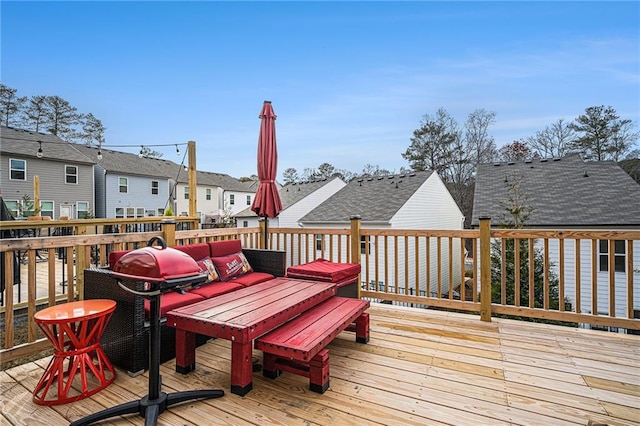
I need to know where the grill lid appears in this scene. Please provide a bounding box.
[111,237,206,286]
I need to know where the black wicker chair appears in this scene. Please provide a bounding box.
[84,248,286,375]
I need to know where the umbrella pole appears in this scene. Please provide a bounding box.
[264,217,269,249]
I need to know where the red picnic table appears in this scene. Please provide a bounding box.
[165,277,336,396]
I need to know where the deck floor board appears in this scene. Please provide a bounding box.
[2,303,639,425]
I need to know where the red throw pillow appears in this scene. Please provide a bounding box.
[211,252,253,281]
[196,257,220,283]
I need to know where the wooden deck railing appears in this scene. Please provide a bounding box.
[1,216,639,365]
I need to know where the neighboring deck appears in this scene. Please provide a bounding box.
[2,303,639,425]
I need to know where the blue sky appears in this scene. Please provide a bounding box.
[2,1,638,180]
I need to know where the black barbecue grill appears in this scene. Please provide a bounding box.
[71,237,223,426]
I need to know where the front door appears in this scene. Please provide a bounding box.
[60,206,72,219]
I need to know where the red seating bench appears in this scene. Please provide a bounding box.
[286,259,361,298]
[254,297,370,393]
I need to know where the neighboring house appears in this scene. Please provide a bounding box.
[471,154,640,329]
[235,177,346,228]
[175,171,256,221]
[75,145,178,218]
[299,171,465,296]
[0,126,95,219]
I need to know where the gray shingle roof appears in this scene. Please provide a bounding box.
[74,144,182,179]
[471,154,640,227]
[0,126,94,164]
[234,177,341,218]
[279,178,340,209]
[300,171,434,224]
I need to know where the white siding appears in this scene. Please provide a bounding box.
[105,174,170,217]
[280,178,346,228]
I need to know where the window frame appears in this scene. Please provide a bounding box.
[246,195,251,205]
[151,180,159,195]
[10,158,26,181]
[65,165,78,185]
[40,200,54,218]
[229,194,235,205]
[184,186,189,200]
[206,188,211,200]
[119,177,128,193]
[76,201,90,219]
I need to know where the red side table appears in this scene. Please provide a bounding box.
[33,299,117,405]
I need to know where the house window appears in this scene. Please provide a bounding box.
[206,188,211,200]
[246,195,251,205]
[360,236,371,255]
[119,177,128,193]
[229,194,235,205]
[151,181,159,195]
[5,200,19,217]
[115,207,124,218]
[157,208,165,216]
[316,234,323,251]
[243,220,248,227]
[599,240,626,273]
[184,187,189,200]
[126,207,135,218]
[77,202,90,218]
[65,165,78,184]
[10,159,26,180]
[40,201,54,218]
[137,207,145,217]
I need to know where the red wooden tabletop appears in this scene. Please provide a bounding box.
[166,277,336,342]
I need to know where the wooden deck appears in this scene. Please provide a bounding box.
[1,303,639,425]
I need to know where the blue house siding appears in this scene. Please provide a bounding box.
[105,174,171,218]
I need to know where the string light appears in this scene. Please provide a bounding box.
[97,142,103,160]
[175,144,180,156]
[139,146,145,158]
[36,141,43,158]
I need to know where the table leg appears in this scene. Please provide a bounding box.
[175,329,196,374]
[230,341,253,396]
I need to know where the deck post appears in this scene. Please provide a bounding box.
[162,218,177,247]
[350,215,361,298]
[479,217,492,322]
[188,140,197,228]
[76,225,87,299]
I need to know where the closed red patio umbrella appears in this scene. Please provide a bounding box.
[251,101,283,244]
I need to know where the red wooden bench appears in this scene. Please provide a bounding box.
[254,296,370,393]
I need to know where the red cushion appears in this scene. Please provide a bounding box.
[190,281,243,298]
[195,257,220,283]
[208,240,242,257]
[211,252,253,281]
[108,250,130,267]
[144,291,205,317]
[286,259,361,283]
[173,243,210,260]
[231,271,274,287]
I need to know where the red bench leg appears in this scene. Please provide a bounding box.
[175,329,196,374]
[262,352,281,379]
[355,313,370,344]
[309,349,330,394]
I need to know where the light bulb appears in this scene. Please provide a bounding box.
[97,150,103,160]
[37,148,43,158]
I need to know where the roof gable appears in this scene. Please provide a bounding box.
[300,171,434,223]
[471,154,640,227]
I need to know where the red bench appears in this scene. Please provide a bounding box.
[254,297,370,393]
[286,259,361,298]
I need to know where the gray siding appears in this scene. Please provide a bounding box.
[105,174,171,217]
[0,155,94,219]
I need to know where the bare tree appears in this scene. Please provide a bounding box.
[498,140,538,162]
[316,163,336,179]
[0,83,27,127]
[465,108,498,164]
[527,118,576,158]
